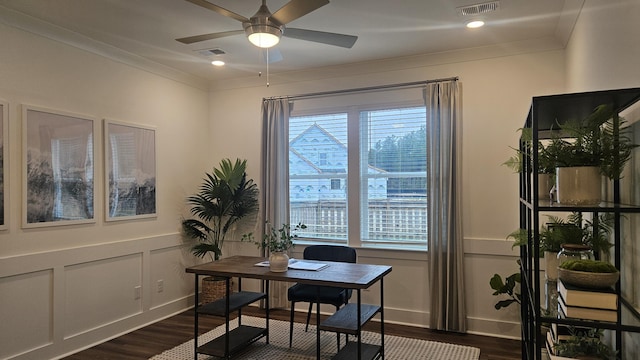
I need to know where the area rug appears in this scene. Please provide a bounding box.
[150,316,480,360]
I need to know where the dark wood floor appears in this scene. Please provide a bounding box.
[63,307,521,360]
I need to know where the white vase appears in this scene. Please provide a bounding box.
[269,252,289,272]
[544,251,559,281]
[555,166,601,205]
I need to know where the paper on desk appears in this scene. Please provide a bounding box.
[254,258,328,271]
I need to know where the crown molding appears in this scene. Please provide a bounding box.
[0,5,209,91]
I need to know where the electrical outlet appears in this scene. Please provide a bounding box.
[134,285,142,300]
[157,279,164,293]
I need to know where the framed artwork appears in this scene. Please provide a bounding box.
[104,119,156,221]
[22,105,96,227]
[0,100,7,230]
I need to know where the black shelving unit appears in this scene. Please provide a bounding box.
[318,289,385,360]
[192,276,269,359]
[519,88,640,359]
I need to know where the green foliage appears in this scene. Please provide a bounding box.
[490,261,521,310]
[502,127,555,174]
[553,327,616,359]
[182,158,259,261]
[368,125,427,194]
[507,212,613,255]
[243,222,307,253]
[548,105,638,179]
[559,259,618,273]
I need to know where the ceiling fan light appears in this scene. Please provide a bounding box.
[245,23,282,48]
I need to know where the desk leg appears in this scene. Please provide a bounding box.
[316,287,321,360]
[357,289,362,359]
[380,277,385,359]
[225,277,231,358]
[193,274,199,360]
[265,279,270,344]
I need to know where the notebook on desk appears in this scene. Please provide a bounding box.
[254,258,329,271]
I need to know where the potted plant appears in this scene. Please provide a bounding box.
[548,105,638,204]
[503,127,556,200]
[244,222,307,272]
[182,158,259,301]
[552,327,616,359]
[508,212,613,281]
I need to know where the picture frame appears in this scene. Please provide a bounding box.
[22,105,96,228]
[104,119,156,221]
[0,100,7,230]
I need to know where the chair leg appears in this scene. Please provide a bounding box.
[289,302,295,348]
[335,305,341,350]
[305,302,313,332]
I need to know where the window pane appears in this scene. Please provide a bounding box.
[289,113,348,241]
[361,107,427,249]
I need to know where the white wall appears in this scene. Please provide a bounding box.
[207,44,567,338]
[0,22,209,359]
[566,0,640,92]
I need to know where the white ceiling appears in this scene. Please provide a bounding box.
[0,0,582,84]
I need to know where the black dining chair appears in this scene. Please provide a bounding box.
[287,245,357,348]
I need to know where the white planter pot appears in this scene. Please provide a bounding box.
[544,251,559,281]
[269,252,289,272]
[555,166,601,205]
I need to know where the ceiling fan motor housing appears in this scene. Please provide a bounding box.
[243,2,284,47]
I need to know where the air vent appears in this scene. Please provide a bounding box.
[196,48,226,57]
[457,1,500,16]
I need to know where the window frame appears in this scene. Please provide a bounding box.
[289,99,428,251]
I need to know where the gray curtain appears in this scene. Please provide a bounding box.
[424,80,466,332]
[261,98,293,308]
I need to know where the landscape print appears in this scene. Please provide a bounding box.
[105,121,156,220]
[24,107,95,226]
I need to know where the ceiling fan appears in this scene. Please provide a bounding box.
[177,0,358,49]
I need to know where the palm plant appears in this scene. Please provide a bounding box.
[182,158,259,261]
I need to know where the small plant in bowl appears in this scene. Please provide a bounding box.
[242,222,307,272]
[558,259,619,289]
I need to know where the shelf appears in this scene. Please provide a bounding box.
[197,325,267,357]
[197,291,266,316]
[519,88,640,359]
[319,303,380,335]
[531,200,640,212]
[331,342,381,360]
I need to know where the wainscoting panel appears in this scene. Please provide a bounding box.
[0,269,54,359]
[64,253,144,339]
[150,245,194,310]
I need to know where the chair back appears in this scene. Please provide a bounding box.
[303,245,356,263]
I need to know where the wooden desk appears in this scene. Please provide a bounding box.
[186,255,392,360]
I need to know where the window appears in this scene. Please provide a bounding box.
[289,103,427,250]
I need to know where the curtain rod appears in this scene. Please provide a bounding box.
[263,76,459,101]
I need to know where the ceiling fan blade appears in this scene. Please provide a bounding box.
[271,0,329,25]
[184,0,249,23]
[176,30,244,44]
[284,28,357,48]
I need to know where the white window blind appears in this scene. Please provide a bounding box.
[360,107,427,248]
[289,113,348,242]
[289,104,428,250]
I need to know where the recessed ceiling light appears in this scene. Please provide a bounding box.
[211,60,225,66]
[466,20,485,29]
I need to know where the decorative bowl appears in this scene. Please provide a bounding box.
[558,268,619,289]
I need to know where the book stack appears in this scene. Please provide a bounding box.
[556,279,618,322]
